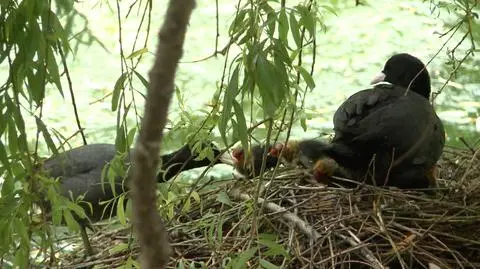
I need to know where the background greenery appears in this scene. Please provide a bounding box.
[1,0,478,154]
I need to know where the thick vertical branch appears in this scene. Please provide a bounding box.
[129,0,196,268]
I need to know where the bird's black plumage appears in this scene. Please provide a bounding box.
[322,53,445,188]
[42,142,222,254]
[158,143,221,181]
[43,144,123,223]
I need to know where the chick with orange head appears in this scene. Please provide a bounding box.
[312,157,343,185]
[269,139,353,185]
[269,141,300,165]
[269,139,331,168]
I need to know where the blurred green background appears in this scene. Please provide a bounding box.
[1,0,478,155]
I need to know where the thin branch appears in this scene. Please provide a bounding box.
[58,44,87,145]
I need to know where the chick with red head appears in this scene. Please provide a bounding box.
[223,144,280,178]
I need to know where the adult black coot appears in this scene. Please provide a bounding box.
[42,142,222,255]
[273,53,445,189]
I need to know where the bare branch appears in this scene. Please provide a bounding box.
[129,0,196,268]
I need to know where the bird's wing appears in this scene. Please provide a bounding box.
[44,144,117,178]
[347,94,442,167]
[333,85,403,134]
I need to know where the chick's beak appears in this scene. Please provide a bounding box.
[219,151,237,166]
[269,143,284,157]
[370,71,386,85]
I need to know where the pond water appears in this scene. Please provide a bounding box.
[1,0,478,155]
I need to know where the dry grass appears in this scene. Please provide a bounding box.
[59,146,480,268]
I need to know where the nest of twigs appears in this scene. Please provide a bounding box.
[60,147,480,268]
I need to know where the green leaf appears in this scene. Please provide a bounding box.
[10,94,27,139]
[124,257,140,269]
[0,178,14,202]
[255,53,284,117]
[218,65,240,146]
[299,8,315,38]
[133,70,149,89]
[66,200,87,219]
[167,192,176,219]
[278,9,289,44]
[272,54,289,92]
[0,99,6,135]
[0,140,10,174]
[195,146,213,162]
[259,233,277,241]
[229,9,248,35]
[126,47,148,60]
[115,123,126,153]
[273,40,292,67]
[230,119,239,143]
[51,205,62,225]
[112,73,127,111]
[191,191,201,204]
[176,259,186,269]
[0,196,17,219]
[14,243,28,269]
[46,47,62,92]
[215,215,224,245]
[259,259,281,269]
[233,107,248,149]
[298,109,307,132]
[232,247,257,269]
[265,11,276,37]
[48,10,71,53]
[182,196,191,213]
[13,217,28,243]
[216,191,232,206]
[63,210,81,232]
[117,194,127,225]
[107,155,126,197]
[126,127,137,148]
[289,12,301,48]
[190,261,207,269]
[27,69,44,106]
[259,237,289,257]
[297,66,315,90]
[7,118,18,154]
[125,198,133,219]
[233,100,248,151]
[35,117,58,154]
[110,242,129,254]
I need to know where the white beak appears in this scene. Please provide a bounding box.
[370,72,386,85]
[219,151,236,166]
